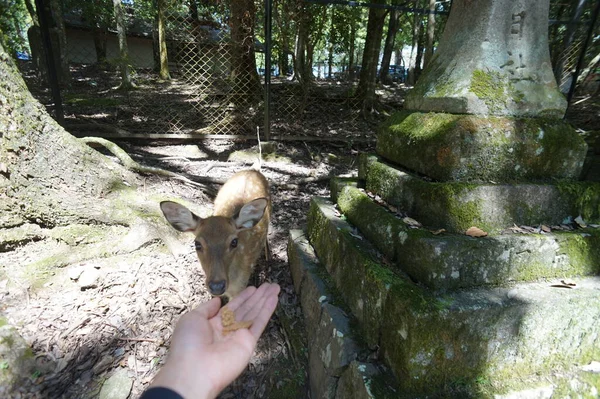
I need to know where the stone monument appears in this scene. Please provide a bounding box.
[288,0,600,397]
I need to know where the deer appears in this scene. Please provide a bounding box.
[160,170,271,300]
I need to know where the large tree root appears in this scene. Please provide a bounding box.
[80,137,225,189]
[80,137,336,190]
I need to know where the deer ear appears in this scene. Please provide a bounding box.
[160,201,201,232]
[235,198,268,230]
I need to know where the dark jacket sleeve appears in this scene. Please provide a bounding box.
[140,387,185,399]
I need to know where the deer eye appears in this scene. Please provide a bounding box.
[230,238,238,248]
[194,241,203,252]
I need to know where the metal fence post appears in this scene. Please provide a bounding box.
[264,0,272,141]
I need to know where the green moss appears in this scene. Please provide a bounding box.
[382,111,460,142]
[556,229,600,275]
[556,181,600,222]
[0,318,7,328]
[471,70,505,111]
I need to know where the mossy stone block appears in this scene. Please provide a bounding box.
[335,361,399,399]
[308,197,390,348]
[365,159,600,233]
[380,278,600,396]
[335,187,600,291]
[377,112,587,182]
[330,177,361,204]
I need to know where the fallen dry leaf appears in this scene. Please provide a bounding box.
[465,226,488,237]
[561,279,577,287]
[574,215,587,228]
[430,228,446,235]
[221,306,253,334]
[402,216,422,228]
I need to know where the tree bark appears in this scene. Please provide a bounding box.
[407,0,423,85]
[356,3,387,111]
[49,0,71,87]
[0,42,138,229]
[113,0,134,89]
[423,0,436,69]
[293,3,308,83]
[379,9,399,85]
[348,20,356,80]
[158,0,171,80]
[24,0,38,26]
[229,0,261,99]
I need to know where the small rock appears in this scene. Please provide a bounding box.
[98,368,133,399]
[92,356,114,375]
[68,266,85,281]
[78,268,101,289]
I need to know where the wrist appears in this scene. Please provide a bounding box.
[150,361,217,399]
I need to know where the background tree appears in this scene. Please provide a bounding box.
[229,0,261,96]
[113,0,134,89]
[379,8,400,84]
[407,0,423,84]
[356,0,387,111]
[157,0,170,79]
[422,0,435,69]
[49,0,70,86]
[0,0,32,57]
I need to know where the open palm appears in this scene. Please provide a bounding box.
[150,283,280,399]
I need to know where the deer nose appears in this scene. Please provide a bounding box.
[208,280,226,296]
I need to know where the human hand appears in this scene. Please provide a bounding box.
[150,282,280,399]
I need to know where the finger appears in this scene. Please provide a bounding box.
[234,283,275,320]
[240,283,280,322]
[190,297,221,319]
[224,285,257,312]
[249,289,279,339]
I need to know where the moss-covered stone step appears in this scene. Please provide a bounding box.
[377,111,587,183]
[357,155,600,234]
[304,199,600,397]
[332,186,600,291]
[287,230,399,399]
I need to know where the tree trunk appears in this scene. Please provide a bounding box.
[407,0,423,85]
[379,9,399,85]
[414,22,425,81]
[158,0,171,80]
[24,0,38,25]
[49,0,71,87]
[348,21,356,80]
[92,24,108,66]
[356,3,387,111]
[549,3,566,65]
[229,0,261,98]
[423,0,436,69]
[328,7,335,79]
[293,5,308,84]
[113,0,134,90]
[0,42,139,229]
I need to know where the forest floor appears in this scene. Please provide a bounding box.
[0,137,375,399]
[3,61,599,398]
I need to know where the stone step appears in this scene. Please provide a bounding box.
[358,154,600,234]
[287,229,399,399]
[331,186,600,292]
[376,111,587,182]
[304,197,600,396]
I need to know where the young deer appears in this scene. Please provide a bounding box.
[160,170,271,299]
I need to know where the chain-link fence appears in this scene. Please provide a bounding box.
[15,0,598,140]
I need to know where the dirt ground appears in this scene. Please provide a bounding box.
[0,138,374,399]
